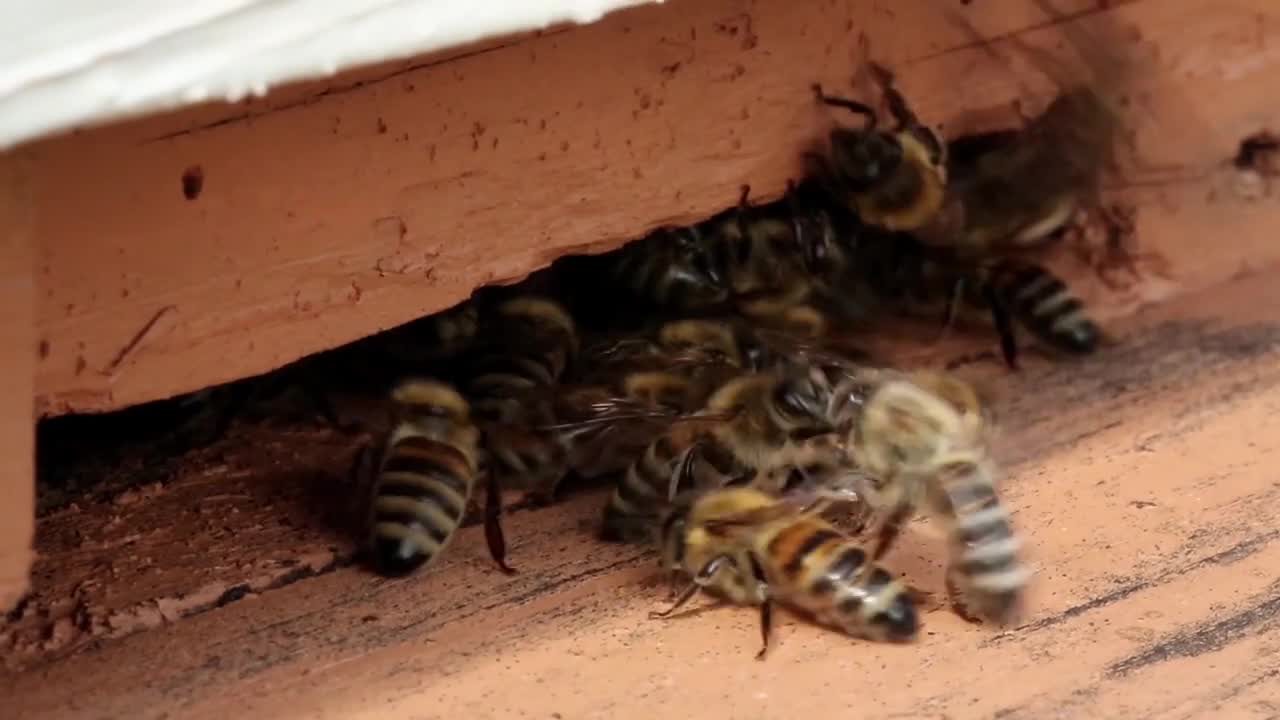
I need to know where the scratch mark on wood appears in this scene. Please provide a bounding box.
[101,305,178,377]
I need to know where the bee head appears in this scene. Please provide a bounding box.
[829,128,905,191]
[668,229,730,304]
[772,366,835,431]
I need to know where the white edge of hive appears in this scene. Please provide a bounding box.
[0,0,665,150]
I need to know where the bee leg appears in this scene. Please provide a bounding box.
[905,584,947,615]
[755,601,775,661]
[934,277,965,346]
[483,471,517,575]
[869,502,913,563]
[811,83,878,129]
[981,283,1021,371]
[747,553,774,660]
[868,62,915,131]
[649,554,731,619]
[668,443,703,502]
[664,570,683,601]
[945,569,985,625]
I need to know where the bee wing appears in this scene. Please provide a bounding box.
[701,503,803,538]
[540,388,738,479]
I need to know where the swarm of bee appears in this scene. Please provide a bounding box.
[303,0,1159,657]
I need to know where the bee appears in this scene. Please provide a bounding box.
[561,188,833,337]
[794,190,1101,369]
[538,318,758,486]
[556,225,729,328]
[807,60,947,233]
[366,378,513,577]
[601,365,837,543]
[838,371,1027,624]
[924,0,1168,283]
[547,383,686,481]
[379,298,480,366]
[460,296,580,503]
[652,486,919,658]
[463,295,578,425]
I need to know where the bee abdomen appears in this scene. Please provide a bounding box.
[845,563,918,642]
[483,424,568,487]
[947,470,1028,623]
[602,434,689,542]
[997,262,1100,354]
[771,524,918,642]
[370,437,475,577]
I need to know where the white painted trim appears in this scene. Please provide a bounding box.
[0,0,662,150]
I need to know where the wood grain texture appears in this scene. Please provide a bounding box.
[29,0,1280,415]
[0,148,36,611]
[4,269,1280,719]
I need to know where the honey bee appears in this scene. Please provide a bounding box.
[601,366,838,543]
[794,193,1101,369]
[366,378,513,577]
[652,486,919,658]
[560,189,834,337]
[378,298,480,366]
[547,383,686,481]
[463,295,578,425]
[807,60,947,233]
[538,318,758,487]
[925,0,1161,282]
[461,295,579,503]
[838,371,1027,624]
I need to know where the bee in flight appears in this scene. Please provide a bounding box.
[365,378,514,577]
[652,486,920,659]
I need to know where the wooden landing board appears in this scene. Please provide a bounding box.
[4,267,1280,719]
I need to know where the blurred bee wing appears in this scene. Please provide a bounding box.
[945,0,1218,179]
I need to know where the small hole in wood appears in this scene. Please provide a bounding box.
[1234,132,1279,174]
[181,166,204,200]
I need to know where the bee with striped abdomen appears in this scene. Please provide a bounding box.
[837,371,1027,624]
[601,365,838,543]
[463,295,578,425]
[653,486,919,658]
[366,378,513,577]
[925,0,1203,287]
[462,295,579,504]
[560,188,835,338]
[793,195,1102,369]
